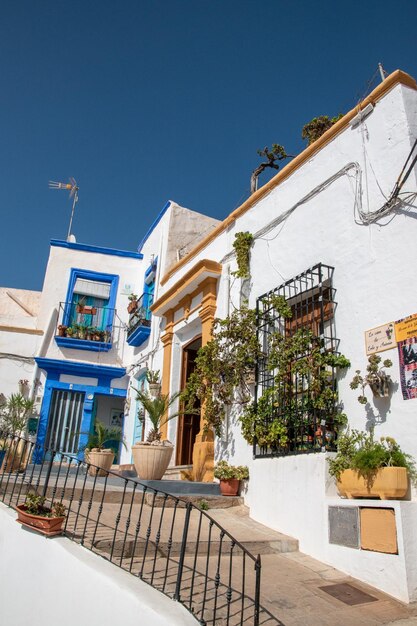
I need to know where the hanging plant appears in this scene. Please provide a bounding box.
[350,354,393,404]
[182,305,261,436]
[232,232,254,280]
[301,114,344,146]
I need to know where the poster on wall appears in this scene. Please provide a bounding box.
[365,322,395,356]
[395,313,417,342]
[396,313,417,400]
[111,409,124,427]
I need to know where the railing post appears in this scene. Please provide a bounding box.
[254,554,261,626]
[174,501,192,602]
[41,450,55,498]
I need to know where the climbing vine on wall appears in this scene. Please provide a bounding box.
[232,232,254,279]
[182,304,261,436]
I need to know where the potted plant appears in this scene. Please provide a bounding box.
[0,393,35,472]
[15,492,66,536]
[131,390,181,480]
[76,296,87,314]
[77,324,88,340]
[127,293,138,314]
[66,326,75,338]
[57,324,67,337]
[214,461,249,496]
[146,370,161,397]
[328,429,416,500]
[18,379,29,398]
[83,419,126,477]
[350,354,393,404]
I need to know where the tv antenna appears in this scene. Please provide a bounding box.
[49,177,79,242]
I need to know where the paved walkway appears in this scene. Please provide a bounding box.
[3,466,417,625]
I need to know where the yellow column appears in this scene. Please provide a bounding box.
[192,277,217,482]
[160,310,174,440]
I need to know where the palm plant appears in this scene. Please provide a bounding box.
[133,389,182,443]
[84,419,126,453]
[0,393,35,436]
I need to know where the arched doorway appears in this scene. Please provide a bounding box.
[176,336,202,466]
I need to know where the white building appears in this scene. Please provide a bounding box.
[148,69,417,601]
[0,201,218,465]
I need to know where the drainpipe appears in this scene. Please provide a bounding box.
[29,308,58,402]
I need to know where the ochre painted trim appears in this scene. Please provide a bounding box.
[0,325,43,335]
[151,259,221,315]
[160,69,417,287]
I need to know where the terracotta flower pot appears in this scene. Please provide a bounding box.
[15,504,65,536]
[131,442,173,480]
[87,449,115,477]
[219,478,240,496]
[127,301,138,314]
[337,467,408,500]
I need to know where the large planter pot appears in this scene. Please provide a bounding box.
[15,504,65,536]
[87,448,115,477]
[337,467,408,500]
[132,442,173,480]
[219,478,240,496]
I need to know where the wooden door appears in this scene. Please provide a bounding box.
[176,338,201,466]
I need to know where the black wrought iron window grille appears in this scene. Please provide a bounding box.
[254,263,344,458]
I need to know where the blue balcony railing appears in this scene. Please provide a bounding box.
[55,302,116,352]
[127,293,152,347]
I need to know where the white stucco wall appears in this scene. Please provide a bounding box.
[37,244,143,369]
[0,505,195,626]
[149,77,417,598]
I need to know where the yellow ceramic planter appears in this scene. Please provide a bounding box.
[337,467,408,500]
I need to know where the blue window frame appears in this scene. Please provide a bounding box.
[56,268,119,352]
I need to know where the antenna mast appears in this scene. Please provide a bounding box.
[48,177,79,242]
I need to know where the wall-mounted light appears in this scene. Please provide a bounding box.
[349,103,374,128]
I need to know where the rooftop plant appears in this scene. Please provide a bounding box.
[302,114,344,146]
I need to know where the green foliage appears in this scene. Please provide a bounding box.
[198,499,209,511]
[257,144,289,162]
[182,305,261,436]
[350,354,393,404]
[232,232,254,279]
[0,393,35,435]
[25,492,66,518]
[214,460,249,480]
[133,389,181,442]
[328,429,417,483]
[84,419,126,453]
[145,370,160,385]
[239,389,289,448]
[128,293,138,302]
[302,114,344,146]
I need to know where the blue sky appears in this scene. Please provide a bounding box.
[2,0,417,290]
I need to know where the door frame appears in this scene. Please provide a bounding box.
[176,335,202,466]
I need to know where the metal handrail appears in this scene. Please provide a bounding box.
[0,431,271,626]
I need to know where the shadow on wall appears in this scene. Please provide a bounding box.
[215,405,238,462]
[364,384,398,430]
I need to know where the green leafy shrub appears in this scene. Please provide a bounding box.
[214,461,249,481]
[25,492,66,518]
[328,429,417,483]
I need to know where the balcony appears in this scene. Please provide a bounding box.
[127,293,152,347]
[55,301,115,352]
